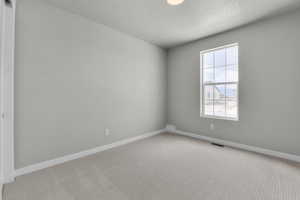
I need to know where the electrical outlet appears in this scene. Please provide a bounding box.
[210,123,215,131]
[105,128,110,136]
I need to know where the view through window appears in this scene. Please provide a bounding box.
[200,43,239,120]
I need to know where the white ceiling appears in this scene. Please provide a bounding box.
[40,0,300,48]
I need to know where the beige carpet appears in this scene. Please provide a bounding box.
[4,133,300,200]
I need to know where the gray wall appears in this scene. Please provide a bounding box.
[167,9,300,156]
[15,0,167,168]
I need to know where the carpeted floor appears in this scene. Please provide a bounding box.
[4,133,300,200]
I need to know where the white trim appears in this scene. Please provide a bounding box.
[14,129,165,178]
[171,128,300,163]
[199,114,239,122]
[200,43,239,55]
[0,0,16,184]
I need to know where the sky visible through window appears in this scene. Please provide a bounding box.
[201,44,238,120]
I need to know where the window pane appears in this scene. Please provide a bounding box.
[226,65,238,82]
[214,85,226,101]
[225,84,237,100]
[226,84,238,118]
[203,68,214,83]
[226,46,238,65]
[226,100,237,118]
[214,85,226,117]
[204,85,214,100]
[203,52,214,68]
[204,100,213,116]
[214,100,226,117]
[214,49,226,67]
[215,66,226,83]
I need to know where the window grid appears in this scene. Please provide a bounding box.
[225,48,227,115]
[200,43,239,121]
[213,52,215,115]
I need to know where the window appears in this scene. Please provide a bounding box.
[200,43,239,120]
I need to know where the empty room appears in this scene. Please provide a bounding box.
[1,0,300,199]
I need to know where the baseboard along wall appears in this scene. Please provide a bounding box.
[13,129,165,179]
[166,125,300,163]
[10,126,300,183]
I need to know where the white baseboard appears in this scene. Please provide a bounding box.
[11,127,300,181]
[14,129,165,178]
[1,172,15,184]
[172,128,300,163]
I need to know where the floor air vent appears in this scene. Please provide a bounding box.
[211,143,225,148]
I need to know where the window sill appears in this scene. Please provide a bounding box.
[200,114,239,121]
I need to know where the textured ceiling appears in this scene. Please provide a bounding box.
[39,0,300,48]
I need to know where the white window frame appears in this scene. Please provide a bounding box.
[200,43,239,121]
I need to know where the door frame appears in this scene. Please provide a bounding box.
[0,0,16,184]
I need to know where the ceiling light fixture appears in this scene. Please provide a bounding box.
[167,0,185,6]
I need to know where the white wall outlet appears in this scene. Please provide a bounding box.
[210,123,215,131]
[105,128,110,136]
